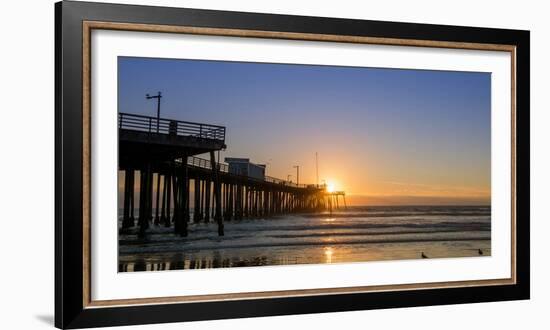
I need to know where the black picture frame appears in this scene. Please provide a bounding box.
[55,1,530,328]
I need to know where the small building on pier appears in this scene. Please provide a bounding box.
[224,158,266,180]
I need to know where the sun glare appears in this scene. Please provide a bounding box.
[326,182,336,193]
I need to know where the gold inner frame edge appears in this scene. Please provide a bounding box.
[81,20,517,308]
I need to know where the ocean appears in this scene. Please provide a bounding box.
[118,205,491,272]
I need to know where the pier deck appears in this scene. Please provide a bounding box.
[119,112,226,165]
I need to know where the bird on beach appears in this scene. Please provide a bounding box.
[421,252,428,259]
[478,249,483,255]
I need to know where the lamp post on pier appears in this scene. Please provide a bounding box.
[293,165,300,185]
[146,91,162,133]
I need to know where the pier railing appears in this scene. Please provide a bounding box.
[119,112,225,142]
[186,156,229,173]
[177,156,320,189]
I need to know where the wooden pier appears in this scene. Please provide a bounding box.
[326,191,347,213]
[118,112,337,237]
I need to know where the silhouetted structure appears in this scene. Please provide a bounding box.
[118,112,333,238]
[327,191,347,213]
[225,158,266,180]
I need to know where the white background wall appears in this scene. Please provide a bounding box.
[0,0,547,329]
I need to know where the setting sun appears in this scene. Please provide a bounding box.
[325,179,340,193]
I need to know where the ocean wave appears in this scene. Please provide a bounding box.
[185,221,490,233]
[302,211,490,218]
[119,236,491,255]
[119,222,490,239]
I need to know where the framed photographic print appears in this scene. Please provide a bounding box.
[55,1,530,328]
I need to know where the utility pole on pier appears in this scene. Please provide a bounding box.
[293,165,300,185]
[146,91,162,133]
[315,152,319,187]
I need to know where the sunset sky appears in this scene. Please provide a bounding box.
[118,57,491,205]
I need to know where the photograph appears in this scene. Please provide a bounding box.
[117,56,492,272]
